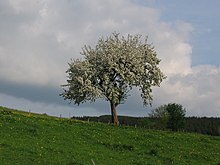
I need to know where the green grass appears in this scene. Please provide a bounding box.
[0,106,220,165]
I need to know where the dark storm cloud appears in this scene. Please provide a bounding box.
[0,79,64,105]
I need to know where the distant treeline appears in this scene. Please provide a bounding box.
[72,115,220,136]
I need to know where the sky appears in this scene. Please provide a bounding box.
[0,0,220,118]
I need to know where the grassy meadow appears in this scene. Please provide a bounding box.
[0,106,220,165]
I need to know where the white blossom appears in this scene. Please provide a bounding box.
[61,33,165,107]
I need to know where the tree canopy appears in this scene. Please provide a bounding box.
[149,103,186,131]
[166,103,186,131]
[61,33,165,125]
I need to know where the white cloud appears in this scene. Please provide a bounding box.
[0,0,220,117]
[153,65,220,116]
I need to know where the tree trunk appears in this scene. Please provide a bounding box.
[110,101,119,125]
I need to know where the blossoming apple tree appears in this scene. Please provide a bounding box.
[61,33,165,125]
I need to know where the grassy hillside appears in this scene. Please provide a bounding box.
[0,106,220,165]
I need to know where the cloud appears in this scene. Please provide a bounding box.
[153,65,220,117]
[0,0,219,117]
[0,0,182,84]
[0,93,101,118]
